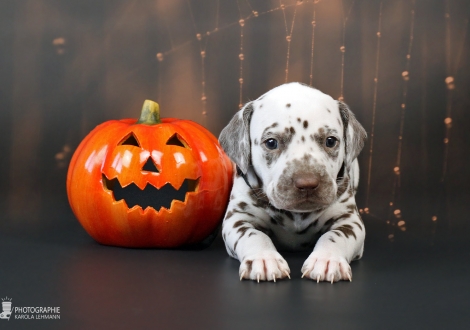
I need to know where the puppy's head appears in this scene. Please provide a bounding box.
[219,83,366,212]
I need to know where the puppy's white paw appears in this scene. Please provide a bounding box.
[239,251,291,282]
[301,251,352,283]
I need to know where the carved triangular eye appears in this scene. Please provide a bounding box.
[166,133,188,148]
[119,133,140,147]
[142,158,159,173]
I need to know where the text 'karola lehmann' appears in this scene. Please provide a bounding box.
[0,297,60,321]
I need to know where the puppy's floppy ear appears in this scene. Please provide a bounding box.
[338,101,367,167]
[219,102,254,174]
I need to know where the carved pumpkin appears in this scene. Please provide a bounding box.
[67,100,233,248]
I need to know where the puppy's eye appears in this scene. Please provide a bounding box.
[264,138,278,150]
[325,137,338,148]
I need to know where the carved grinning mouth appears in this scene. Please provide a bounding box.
[102,175,200,211]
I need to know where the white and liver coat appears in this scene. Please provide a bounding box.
[219,82,367,283]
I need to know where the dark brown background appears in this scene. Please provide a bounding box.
[1,1,469,329]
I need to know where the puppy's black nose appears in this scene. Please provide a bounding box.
[294,175,319,190]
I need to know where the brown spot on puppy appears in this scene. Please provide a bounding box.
[238,202,248,210]
[233,220,248,228]
[353,221,363,230]
[335,224,356,239]
[225,211,235,220]
[248,189,269,208]
[237,226,250,239]
[245,259,253,274]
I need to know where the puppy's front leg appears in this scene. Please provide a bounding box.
[301,210,365,283]
[222,205,291,282]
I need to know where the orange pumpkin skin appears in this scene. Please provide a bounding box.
[67,102,233,248]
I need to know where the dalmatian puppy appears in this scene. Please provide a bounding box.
[219,82,367,283]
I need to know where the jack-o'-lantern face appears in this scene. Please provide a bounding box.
[67,100,233,248]
[102,131,200,211]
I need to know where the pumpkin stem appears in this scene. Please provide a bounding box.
[137,100,161,125]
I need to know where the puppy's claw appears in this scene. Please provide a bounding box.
[348,274,352,282]
[272,273,276,282]
[284,271,291,279]
[257,274,260,283]
[240,270,246,281]
[301,270,309,279]
[317,275,321,283]
[331,277,334,284]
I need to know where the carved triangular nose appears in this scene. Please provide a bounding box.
[294,175,319,190]
[142,158,159,173]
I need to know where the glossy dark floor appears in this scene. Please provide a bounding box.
[1,197,470,330]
